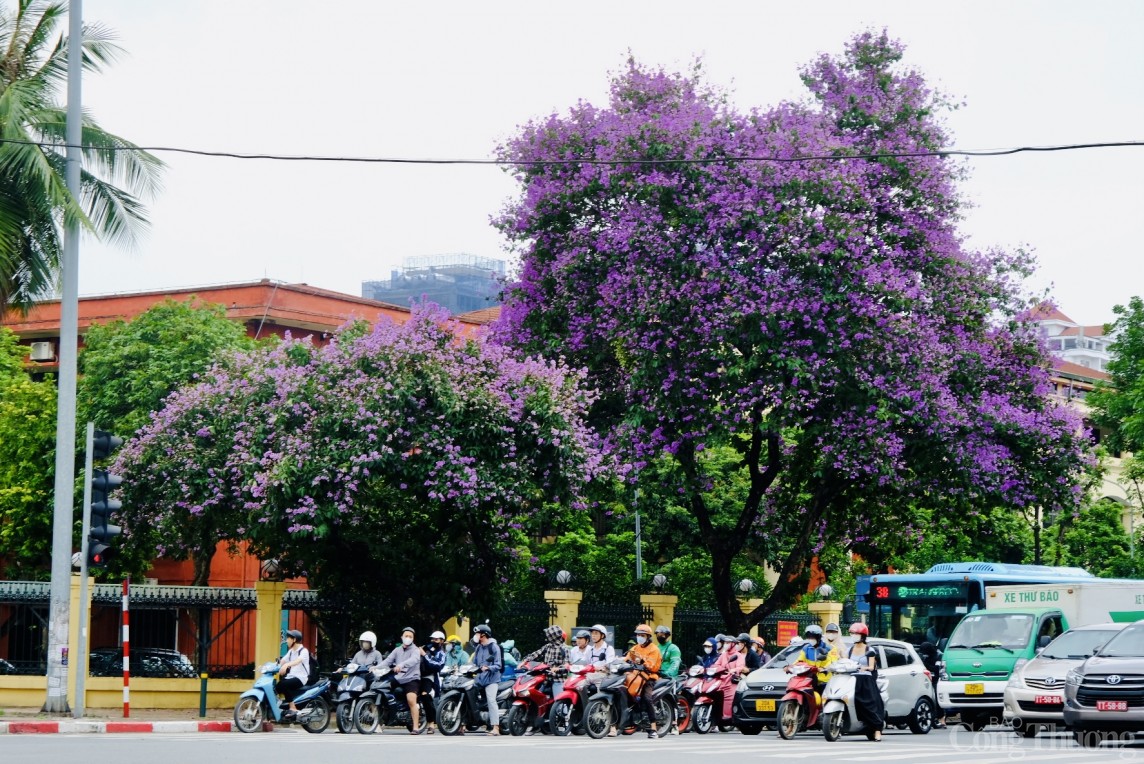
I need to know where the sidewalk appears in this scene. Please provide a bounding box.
[0,706,237,734]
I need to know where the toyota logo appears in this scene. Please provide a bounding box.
[1107,675,1123,685]
[1043,677,1057,686]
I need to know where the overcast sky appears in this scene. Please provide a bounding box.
[75,0,1143,325]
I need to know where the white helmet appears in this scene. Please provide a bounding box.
[359,631,377,648]
[430,630,446,640]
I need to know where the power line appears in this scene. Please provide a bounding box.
[2,137,1142,166]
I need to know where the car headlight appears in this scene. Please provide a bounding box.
[736,680,747,694]
[1007,673,1025,689]
[1066,670,1082,686]
[939,668,949,682]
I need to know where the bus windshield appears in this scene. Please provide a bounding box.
[867,581,971,645]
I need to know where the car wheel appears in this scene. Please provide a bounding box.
[738,723,762,735]
[908,696,934,734]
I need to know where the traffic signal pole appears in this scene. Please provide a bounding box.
[43,0,84,715]
[73,423,95,718]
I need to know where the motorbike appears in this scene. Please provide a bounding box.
[673,668,701,733]
[820,658,890,742]
[504,661,556,736]
[582,660,676,739]
[690,664,730,734]
[547,663,594,736]
[233,660,332,734]
[332,661,373,733]
[776,661,822,740]
[435,663,516,735]
[352,664,428,734]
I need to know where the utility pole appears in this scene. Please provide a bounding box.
[43,0,84,714]
[634,487,643,580]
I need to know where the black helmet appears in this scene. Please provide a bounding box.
[285,629,302,641]
[737,632,753,643]
[655,625,671,635]
[473,624,492,636]
[400,626,416,637]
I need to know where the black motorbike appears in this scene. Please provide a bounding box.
[353,665,428,734]
[435,663,515,735]
[332,661,373,733]
[582,660,676,739]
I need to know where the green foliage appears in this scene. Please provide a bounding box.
[1089,296,1144,454]
[859,505,1034,573]
[1046,498,1138,577]
[78,298,257,436]
[0,331,57,576]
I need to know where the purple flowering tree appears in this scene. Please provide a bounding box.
[494,32,1091,630]
[117,306,598,630]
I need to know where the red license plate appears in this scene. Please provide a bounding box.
[1033,695,1062,705]
[1097,700,1128,712]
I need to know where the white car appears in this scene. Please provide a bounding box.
[1003,622,1128,737]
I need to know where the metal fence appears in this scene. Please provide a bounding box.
[672,607,821,663]
[0,586,48,675]
[284,589,351,671]
[471,600,557,657]
[578,602,655,650]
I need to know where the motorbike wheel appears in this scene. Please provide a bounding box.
[908,696,935,734]
[233,697,264,733]
[548,699,577,736]
[776,699,804,740]
[409,700,428,733]
[675,696,691,734]
[654,697,674,733]
[353,698,381,735]
[822,710,844,742]
[301,697,330,734]
[583,698,614,740]
[336,700,355,733]
[692,703,712,734]
[505,705,529,737]
[437,695,464,736]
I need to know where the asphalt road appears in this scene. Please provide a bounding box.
[4,726,1144,764]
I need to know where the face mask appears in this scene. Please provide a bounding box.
[656,636,667,645]
[703,646,713,653]
[472,636,480,646]
[401,636,413,647]
[636,635,647,645]
[826,633,838,642]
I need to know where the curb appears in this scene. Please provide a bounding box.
[0,720,234,734]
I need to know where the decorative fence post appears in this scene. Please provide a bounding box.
[253,581,288,677]
[639,593,678,633]
[544,589,583,639]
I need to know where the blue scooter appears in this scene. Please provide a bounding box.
[234,661,332,733]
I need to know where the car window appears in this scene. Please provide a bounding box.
[883,646,912,669]
[1041,629,1123,659]
[1098,623,1144,657]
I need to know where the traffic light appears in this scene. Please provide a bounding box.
[88,431,125,569]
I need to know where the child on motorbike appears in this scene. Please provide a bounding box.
[626,624,664,739]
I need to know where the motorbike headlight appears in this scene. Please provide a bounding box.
[1066,670,1082,686]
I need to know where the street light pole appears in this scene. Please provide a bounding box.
[43,0,84,714]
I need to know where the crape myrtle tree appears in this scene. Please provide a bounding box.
[115,306,599,633]
[493,31,1091,631]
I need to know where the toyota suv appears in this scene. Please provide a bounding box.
[1064,618,1144,747]
[1004,622,1127,738]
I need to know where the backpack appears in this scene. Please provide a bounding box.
[305,650,319,685]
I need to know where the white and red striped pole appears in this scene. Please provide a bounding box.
[122,577,130,718]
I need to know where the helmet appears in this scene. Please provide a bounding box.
[803,624,823,639]
[575,630,590,640]
[358,631,377,647]
[285,629,302,641]
[848,622,869,637]
[430,630,446,641]
[400,626,416,637]
[715,633,727,643]
[544,624,564,643]
[737,632,753,644]
[825,622,840,633]
[473,623,492,636]
[655,625,671,635]
[589,624,608,638]
[446,634,461,644]
[634,624,653,636]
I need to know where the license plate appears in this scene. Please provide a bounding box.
[1097,700,1128,712]
[1033,695,1062,705]
[755,699,775,712]
[965,683,984,695]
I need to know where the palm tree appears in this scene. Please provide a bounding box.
[0,0,162,312]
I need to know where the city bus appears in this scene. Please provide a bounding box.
[856,562,1096,647]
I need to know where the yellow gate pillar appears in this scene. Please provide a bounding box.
[740,597,765,638]
[254,582,288,677]
[544,589,583,639]
[807,600,844,630]
[640,593,679,633]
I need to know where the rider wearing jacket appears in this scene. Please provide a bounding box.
[419,631,447,733]
[626,624,664,739]
[699,636,719,668]
[382,627,423,735]
[351,631,383,668]
[471,624,503,736]
[655,625,682,678]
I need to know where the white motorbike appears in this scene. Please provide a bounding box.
[820,658,889,742]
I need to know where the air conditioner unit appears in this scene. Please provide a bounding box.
[29,341,55,362]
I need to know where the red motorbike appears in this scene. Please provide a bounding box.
[504,661,557,736]
[547,663,594,736]
[690,664,730,734]
[776,661,822,739]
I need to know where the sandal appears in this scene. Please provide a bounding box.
[933,721,947,729]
